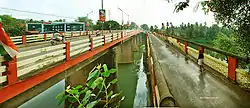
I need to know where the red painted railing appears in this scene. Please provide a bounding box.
[154,32,250,88]
[0,30,142,103]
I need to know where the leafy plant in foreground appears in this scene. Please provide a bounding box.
[56,64,125,108]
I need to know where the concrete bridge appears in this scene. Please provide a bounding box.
[0,30,142,105]
[0,30,250,108]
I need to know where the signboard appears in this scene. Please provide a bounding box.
[99,9,106,22]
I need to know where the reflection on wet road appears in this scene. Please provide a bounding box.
[150,35,250,108]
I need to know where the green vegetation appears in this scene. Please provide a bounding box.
[172,0,250,57]
[77,17,94,31]
[56,64,125,108]
[0,15,25,36]
[129,22,139,30]
[93,20,121,30]
[140,24,149,31]
[0,15,136,36]
[164,22,220,45]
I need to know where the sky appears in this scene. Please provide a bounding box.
[0,0,216,27]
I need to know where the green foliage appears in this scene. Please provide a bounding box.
[103,20,120,30]
[54,19,65,22]
[173,0,250,56]
[93,20,122,30]
[212,32,243,58]
[0,15,25,36]
[129,22,139,30]
[154,25,159,32]
[164,22,220,45]
[140,24,149,31]
[77,17,94,30]
[56,64,125,108]
[150,26,154,32]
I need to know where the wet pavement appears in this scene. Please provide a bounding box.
[149,35,250,108]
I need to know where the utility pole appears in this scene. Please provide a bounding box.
[86,10,93,31]
[118,7,130,30]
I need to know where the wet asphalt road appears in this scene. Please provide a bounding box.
[149,35,250,108]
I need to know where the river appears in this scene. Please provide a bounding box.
[18,33,149,108]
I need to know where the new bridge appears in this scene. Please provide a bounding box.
[0,30,250,108]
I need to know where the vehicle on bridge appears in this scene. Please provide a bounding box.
[50,31,65,45]
[26,22,85,34]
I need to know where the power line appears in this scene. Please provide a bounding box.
[0,7,77,19]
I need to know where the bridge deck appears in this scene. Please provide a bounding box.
[150,35,250,108]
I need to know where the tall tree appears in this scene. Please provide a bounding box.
[77,17,94,30]
[172,0,250,56]
[150,26,154,32]
[140,24,150,31]
[103,20,120,30]
[0,15,25,36]
[129,22,137,29]
[161,23,165,30]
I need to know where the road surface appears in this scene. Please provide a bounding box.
[149,34,250,108]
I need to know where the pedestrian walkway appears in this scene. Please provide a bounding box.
[149,35,250,108]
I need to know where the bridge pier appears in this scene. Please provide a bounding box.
[0,48,115,108]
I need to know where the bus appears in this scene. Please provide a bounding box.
[26,22,85,34]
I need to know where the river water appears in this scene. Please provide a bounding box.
[133,54,148,108]
[18,34,149,108]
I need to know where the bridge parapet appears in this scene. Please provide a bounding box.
[155,33,250,90]
[0,56,7,85]
[9,30,124,45]
[0,30,142,103]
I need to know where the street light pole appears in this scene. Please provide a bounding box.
[128,15,130,24]
[86,10,93,31]
[87,10,93,18]
[118,7,124,30]
[101,0,103,9]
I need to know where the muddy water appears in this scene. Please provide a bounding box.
[115,34,149,108]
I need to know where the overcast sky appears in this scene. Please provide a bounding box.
[0,0,215,27]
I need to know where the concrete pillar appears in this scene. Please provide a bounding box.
[103,35,106,45]
[65,42,70,61]
[44,33,47,41]
[111,34,114,42]
[89,35,93,51]
[4,57,18,85]
[22,35,26,44]
[184,41,188,54]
